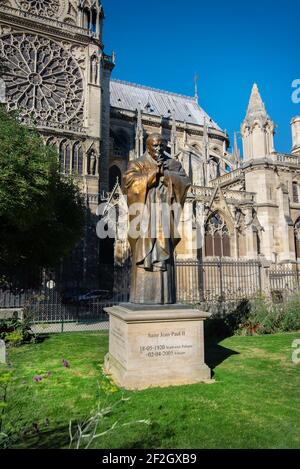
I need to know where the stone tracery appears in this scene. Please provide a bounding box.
[17,0,60,17]
[205,213,231,257]
[0,33,84,127]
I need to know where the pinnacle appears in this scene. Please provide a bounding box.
[245,83,268,124]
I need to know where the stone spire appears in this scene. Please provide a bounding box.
[244,83,268,126]
[194,73,199,103]
[135,103,144,158]
[241,83,275,160]
[233,131,241,168]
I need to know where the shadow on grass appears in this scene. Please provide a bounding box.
[202,299,252,374]
[8,422,166,450]
[32,333,51,344]
[204,335,239,374]
[7,424,70,449]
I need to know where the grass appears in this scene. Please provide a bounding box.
[0,331,300,449]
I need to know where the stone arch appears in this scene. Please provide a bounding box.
[59,139,71,174]
[83,7,90,29]
[90,7,98,33]
[292,180,299,203]
[46,136,58,161]
[46,136,57,147]
[63,16,77,25]
[72,141,83,175]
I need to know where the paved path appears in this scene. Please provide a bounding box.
[31,321,109,333]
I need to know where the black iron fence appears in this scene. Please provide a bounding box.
[176,259,262,303]
[1,259,263,324]
[269,263,300,294]
[2,259,300,332]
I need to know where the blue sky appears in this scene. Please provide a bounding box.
[103,0,300,153]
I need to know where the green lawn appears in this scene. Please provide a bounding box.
[0,331,299,449]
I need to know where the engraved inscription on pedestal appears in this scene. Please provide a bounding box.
[134,323,200,364]
[105,306,211,389]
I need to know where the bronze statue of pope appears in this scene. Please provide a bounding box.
[123,133,191,304]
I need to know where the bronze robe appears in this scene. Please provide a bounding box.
[123,152,191,304]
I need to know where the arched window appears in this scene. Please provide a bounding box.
[72,142,83,175]
[112,129,130,158]
[91,9,97,33]
[294,219,300,259]
[205,213,231,258]
[59,140,65,173]
[59,140,71,174]
[209,157,221,179]
[83,8,90,29]
[109,165,121,191]
[65,143,70,174]
[292,182,299,203]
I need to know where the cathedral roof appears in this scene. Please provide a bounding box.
[110,79,221,130]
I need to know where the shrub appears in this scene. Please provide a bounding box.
[236,294,300,336]
[206,293,300,338]
[0,317,33,347]
[281,294,300,332]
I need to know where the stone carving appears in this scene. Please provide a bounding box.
[0,33,84,127]
[17,0,60,17]
[205,213,229,236]
[69,45,86,70]
[0,25,12,36]
[123,133,191,304]
[88,149,97,175]
[90,53,99,84]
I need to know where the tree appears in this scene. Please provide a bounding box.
[0,106,85,278]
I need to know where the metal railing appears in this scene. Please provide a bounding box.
[3,260,300,332]
[269,263,300,294]
[175,258,262,303]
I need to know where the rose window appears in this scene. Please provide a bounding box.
[17,0,60,18]
[0,33,84,126]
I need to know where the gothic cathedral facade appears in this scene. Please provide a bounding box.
[1,1,300,275]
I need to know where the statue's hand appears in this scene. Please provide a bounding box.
[156,161,164,176]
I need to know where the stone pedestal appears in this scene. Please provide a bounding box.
[104,303,211,390]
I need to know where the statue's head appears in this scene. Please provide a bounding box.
[146,133,166,162]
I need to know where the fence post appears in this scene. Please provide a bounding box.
[219,257,223,301]
[259,258,271,298]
